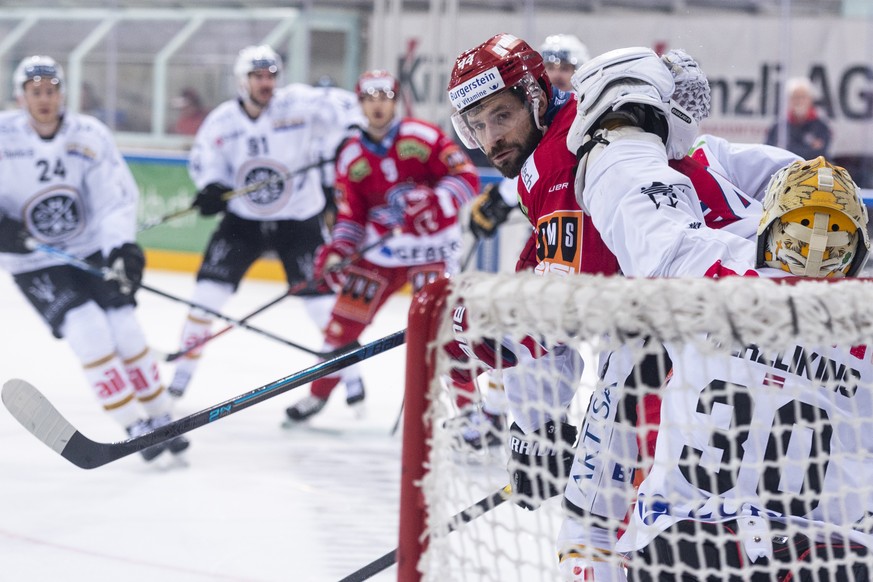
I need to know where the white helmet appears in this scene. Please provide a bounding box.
[540,34,591,68]
[14,55,64,98]
[566,47,699,160]
[233,45,282,101]
[758,156,870,278]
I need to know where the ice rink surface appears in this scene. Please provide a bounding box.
[0,268,410,582]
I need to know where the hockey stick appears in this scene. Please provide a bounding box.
[27,242,337,358]
[163,229,398,362]
[338,485,511,581]
[136,157,335,232]
[1,329,406,470]
[461,238,482,272]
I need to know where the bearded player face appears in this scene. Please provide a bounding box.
[464,90,542,179]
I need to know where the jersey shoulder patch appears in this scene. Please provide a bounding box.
[398,120,440,145]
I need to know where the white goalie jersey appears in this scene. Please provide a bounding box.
[618,335,873,555]
[189,83,364,222]
[0,110,139,275]
[566,134,873,562]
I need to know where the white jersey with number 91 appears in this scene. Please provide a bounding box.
[188,83,363,221]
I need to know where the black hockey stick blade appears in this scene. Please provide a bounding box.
[338,485,511,581]
[2,330,405,470]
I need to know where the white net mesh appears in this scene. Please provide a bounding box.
[407,271,873,582]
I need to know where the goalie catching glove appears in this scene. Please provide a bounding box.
[192,182,233,216]
[107,242,146,295]
[509,420,578,510]
[0,213,31,254]
[469,182,515,239]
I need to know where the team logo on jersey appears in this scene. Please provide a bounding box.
[535,210,581,275]
[25,188,84,243]
[237,159,290,215]
[642,182,680,209]
[348,158,372,182]
[28,274,57,304]
[396,138,431,163]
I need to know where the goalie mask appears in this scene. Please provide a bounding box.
[234,45,282,103]
[447,33,550,150]
[14,55,64,99]
[757,156,870,278]
[566,47,699,160]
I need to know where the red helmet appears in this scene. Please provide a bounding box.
[447,33,550,148]
[447,33,550,113]
[355,69,399,99]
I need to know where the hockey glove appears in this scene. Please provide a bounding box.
[314,241,354,293]
[398,185,456,236]
[469,183,514,240]
[107,242,146,295]
[193,182,233,216]
[0,213,31,254]
[508,420,578,510]
[443,301,548,383]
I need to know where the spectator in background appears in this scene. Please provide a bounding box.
[766,76,832,159]
[171,87,208,136]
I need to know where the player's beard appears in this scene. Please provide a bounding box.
[486,126,541,179]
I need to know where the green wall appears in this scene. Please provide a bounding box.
[126,153,217,253]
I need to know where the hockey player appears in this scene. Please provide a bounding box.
[168,46,365,400]
[445,39,811,541]
[568,161,873,582]
[541,33,591,92]
[560,45,873,579]
[0,56,187,461]
[468,33,591,241]
[283,70,481,425]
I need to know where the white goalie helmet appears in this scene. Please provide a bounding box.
[14,55,65,98]
[233,45,283,101]
[758,156,870,278]
[540,34,591,68]
[566,47,699,160]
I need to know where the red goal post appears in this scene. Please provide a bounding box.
[399,271,873,582]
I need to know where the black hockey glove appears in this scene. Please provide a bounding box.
[508,420,578,510]
[0,213,31,254]
[469,183,514,240]
[107,242,145,295]
[193,182,233,216]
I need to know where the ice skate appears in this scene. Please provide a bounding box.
[126,419,167,462]
[150,413,190,455]
[167,368,192,399]
[284,394,327,424]
[345,378,366,419]
[444,406,505,451]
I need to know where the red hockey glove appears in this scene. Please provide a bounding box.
[314,241,354,293]
[442,301,548,383]
[398,185,456,236]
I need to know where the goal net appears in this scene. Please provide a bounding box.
[398,271,873,582]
